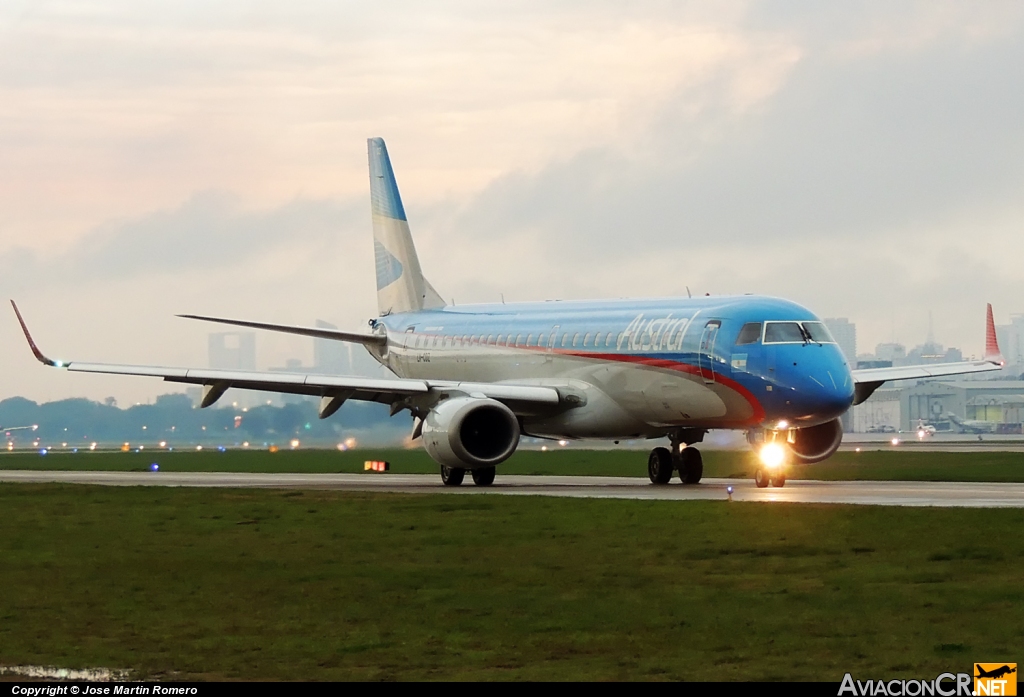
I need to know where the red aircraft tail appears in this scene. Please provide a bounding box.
[985,303,1004,365]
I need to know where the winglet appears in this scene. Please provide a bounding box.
[984,303,1004,365]
[10,301,62,367]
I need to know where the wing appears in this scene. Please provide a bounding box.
[11,301,561,415]
[1,425,37,433]
[850,303,1004,405]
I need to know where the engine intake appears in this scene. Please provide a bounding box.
[422,396,520,469]
[787,418,843,464]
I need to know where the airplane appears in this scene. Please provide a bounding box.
[10,138,1006,488]
[914,419,936,438]
[3,424,38,435]
[944,413,1000,435]
[975,665,1016,680]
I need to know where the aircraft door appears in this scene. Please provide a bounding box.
[698,320,722,383]
[545,325,560,364]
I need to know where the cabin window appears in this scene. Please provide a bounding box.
[616,332,623,349]
[606,332,615,348]
[515,334,523,346]
[594,333,602,348]
[572,333,580,347]
[735,322,762,345]
[583,333,591,346]
[487,335,494,344]
[526,334,533,346]
[764,322,805,343]
[561,333,569,347]
[443,336,452,348]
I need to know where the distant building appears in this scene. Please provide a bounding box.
[995,313,1024,368]
[208,332,256,371]
[206,332,258,407]
[313,320,348,373]
[823,318,856,363]
[900,381,1024,433]
[905,342,962,365]
[874,342,906,364]
[851,387,901,433]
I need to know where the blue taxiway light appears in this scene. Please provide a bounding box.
[150,463,159,472]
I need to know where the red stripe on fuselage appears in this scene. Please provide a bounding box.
[394,332,766,427]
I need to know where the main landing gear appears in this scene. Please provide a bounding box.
[440,465,495,487]
[648,429,705,485]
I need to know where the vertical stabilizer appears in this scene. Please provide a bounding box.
[367,138,446,315]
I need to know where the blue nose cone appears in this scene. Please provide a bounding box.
[810,372,855,422]
[771,346,855,424]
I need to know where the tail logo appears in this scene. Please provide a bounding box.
[374,240,404,290]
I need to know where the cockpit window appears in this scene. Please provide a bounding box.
[763,321,838,344]
[764,322,805,343]
[735,322,762,345]
[802,322,835,343]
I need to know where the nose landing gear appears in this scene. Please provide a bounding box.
[753,467,787,488]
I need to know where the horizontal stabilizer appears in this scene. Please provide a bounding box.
[178,314,386,346]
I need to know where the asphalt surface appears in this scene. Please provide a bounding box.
[3,470,1024,507]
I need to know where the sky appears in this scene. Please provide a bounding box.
[2,1,1023,404]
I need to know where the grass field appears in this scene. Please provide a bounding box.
[0,484,1020,680]
[2,447,1024,482]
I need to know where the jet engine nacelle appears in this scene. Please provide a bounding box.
[422,396,520,469]
[787,418,843,464]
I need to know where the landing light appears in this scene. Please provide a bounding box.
[891,437,900,446]
[759,443,785,469]
[917,429,926,440]
[777,420,789,430]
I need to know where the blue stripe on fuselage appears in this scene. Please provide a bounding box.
[379,295,854,427]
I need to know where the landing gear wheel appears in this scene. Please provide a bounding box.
[648,447,674,484]
[678,447,703,485]
[754,468,770,488]
[471,467,496,486]
[440,465,465,486]
[770,473,786,488]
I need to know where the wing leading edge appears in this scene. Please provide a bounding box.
[10,301,561,414]
[850,304,1004,404]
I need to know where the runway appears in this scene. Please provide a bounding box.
[3,470,1024,507]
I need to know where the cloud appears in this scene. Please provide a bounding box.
[2,2,1024,404]
[3,193,365,291]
